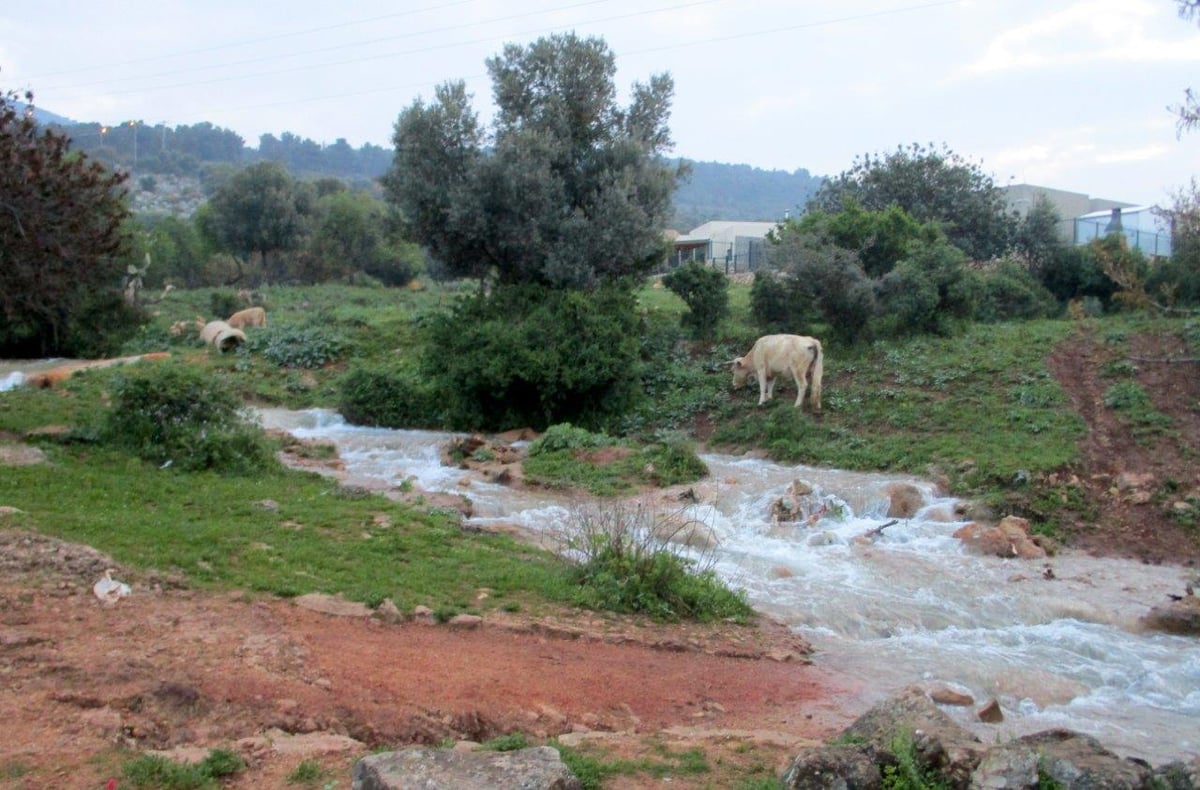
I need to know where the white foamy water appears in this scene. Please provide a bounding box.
[257,408,1199,764]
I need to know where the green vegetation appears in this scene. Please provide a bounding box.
[524,424,708,495]
[286,758,330,786]
[102,360,273,473]
[552,739,710,790]
[558,500,752,622]
[662,261,731,340]
[121,748,244,789]
[881,732,950,790]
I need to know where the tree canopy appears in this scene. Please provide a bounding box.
[200,161,316,285]
[382,33,683,289]
[1,85,139,356]
[807,142,1015,261]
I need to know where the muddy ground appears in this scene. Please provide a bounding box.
[1,324,1197,789]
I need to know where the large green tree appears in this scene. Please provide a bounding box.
[200,161,315,285]
[383,33,682,289]
[1,86,140,356]
[807,142,1016,261]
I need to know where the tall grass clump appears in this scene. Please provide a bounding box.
[102,361,273,473]
[557,500,752,623]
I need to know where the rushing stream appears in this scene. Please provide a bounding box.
[252,407,1200,766]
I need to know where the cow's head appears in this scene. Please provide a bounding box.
[731,357,752,387]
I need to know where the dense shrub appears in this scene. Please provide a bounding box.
[247,324,347,368]
[337,363,441,428]
[421,283,643,432]
[748,270,794,334]
[1034,245,1117,307]
[102,362,272,473]
[874,239,979,337]
[661,262,729,340]
[972,259,1059,323]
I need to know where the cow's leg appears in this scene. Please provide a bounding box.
[757,370,770,404]
[792,365,809,408]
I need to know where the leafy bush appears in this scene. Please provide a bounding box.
[527,423,611,455]
[248,324,347,368]
[557,500,752,622]
[748,270,796,334]
[882,731,950,790]
[639,435,709,486]
[338,363,441,428]
[972,258,1059,323]
[770,235,876,343]
[874,239,979,337]
[420,283,643,431]
[662,262,730,340]
[102,362,273,473]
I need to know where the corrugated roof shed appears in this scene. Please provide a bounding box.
[677,221,779,243]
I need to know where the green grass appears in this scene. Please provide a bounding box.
[551,740,710,790]
[711,320,1087,494]
[286,758,329,786]
[0,431,574,615]
[121,748,244,789]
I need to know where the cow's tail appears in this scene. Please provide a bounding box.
[808,340,823,413]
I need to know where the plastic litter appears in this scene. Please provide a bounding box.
[92,569,131,605]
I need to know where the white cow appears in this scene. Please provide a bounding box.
[731,334,823,412]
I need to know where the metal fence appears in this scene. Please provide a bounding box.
[1074,217,1173,258]
[661,237,772,274]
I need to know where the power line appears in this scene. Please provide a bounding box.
[36,0,621,93]
[24,0,487,80]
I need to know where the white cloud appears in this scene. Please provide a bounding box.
[964,0,1200,76]
[1095,144,1169,164]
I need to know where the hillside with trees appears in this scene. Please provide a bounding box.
[44,114,820,230]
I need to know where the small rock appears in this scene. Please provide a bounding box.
[448,613,482,629]
[978,698,1004,723]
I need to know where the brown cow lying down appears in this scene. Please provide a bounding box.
[732,334,823,412]
[227,306,266,329]
[200,320,247,353]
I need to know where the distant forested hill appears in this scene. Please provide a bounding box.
[43,112,825,224]
[670,160,825,232]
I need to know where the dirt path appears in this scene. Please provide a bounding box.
[1044,325,1200,564]
[0,530,857,789]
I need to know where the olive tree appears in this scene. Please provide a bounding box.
[1,85,140,356]
[378,34,683,432]
[201,161,315,285]
[383,33,682,289]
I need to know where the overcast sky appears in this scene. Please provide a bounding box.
[3,0,1199,207]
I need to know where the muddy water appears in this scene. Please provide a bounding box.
[253,407,1199,766]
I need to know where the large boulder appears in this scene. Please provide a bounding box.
[352,745,580,790]
[971,729,1150,789]
[781,689,1196,789]
[883,482,925,519]
[781,743,883,789]
[953,516,1047,560]
[783,686,984,790]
